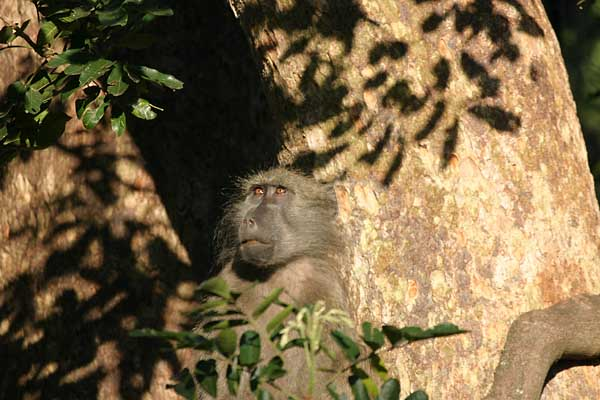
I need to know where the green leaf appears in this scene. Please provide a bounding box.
[266,305,293,333]
[362,322,385,351]
[331,330,360,362]
[405,390,428,400]
[58,7,92,23]
[216,328,237,357]
[0,26,15,43]
[37,21,58,47]
[256,389,273,400]
[24,89,43,114]
[377,379,400,400]
[369,354,388,381]
[197,277,232,300]
[427,323,467,337]
[193,359,218,397]
[146,7,174,16]
[80,94,108,129]
[226,364,241,396]
[36,110,69,148]
[202,319,248,332]
[79,59,115,86]
[47,49,88,68]
[166,368,196,400]
[239,331,261,366]
[110,111,126,136]
[252,287,283,318]
[107,64,129,96]
[131,98,157,120]
[258,356,286,383]
[7,81,27,103]
[190,298,229,313]
[130,65,184,90]
[349,374,370,400]
[97,6,128,27]
[382,323,466,347]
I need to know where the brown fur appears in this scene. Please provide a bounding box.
[191,168,348,399]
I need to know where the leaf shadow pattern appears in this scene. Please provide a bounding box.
[0,0,282,398]
[235,0,542,185]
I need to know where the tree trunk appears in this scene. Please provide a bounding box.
[0,1,277,399]
[227,0,600,398]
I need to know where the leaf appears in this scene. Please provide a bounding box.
[97,6,128,27]
[239,331,261,366]
[369,354,388,381]
[405,390,428,400]
[226,364,241,396]
[252,287,283,318]
[0,26,15,44]
[7,81,27,103]
[377,379,400,400]
[362,322,385,351]
[131,98,157,120]
[110,111,126,136]
[130,65,184,90]
[349,374,370,400]
[166,368,196,400]
[382,323,466,347]
[258,356,286,383]
[216,328,237,357]
[80,94,108,129]
[427,323,467,337]
[202,319,248,332]
[79,59,115,86]
[37,21,58,47]
[266,305,294,333]
[331,330,360,361]
[58,7,92,23]
[24,88,43,114]
[146,7,174,16]
[107,64,129,96]
[36,110,69,148]
[197,276,232,300]
[47,48,87,68]
[256,389,273,400]
[193,359,218,397]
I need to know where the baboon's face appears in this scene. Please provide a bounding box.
[238,183,294,267]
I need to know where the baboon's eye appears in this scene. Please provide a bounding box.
[253,186,265,196]
[275,186,287,195]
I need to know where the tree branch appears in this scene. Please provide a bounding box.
[485,294,600,400]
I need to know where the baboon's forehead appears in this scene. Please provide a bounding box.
[241,168,314,189]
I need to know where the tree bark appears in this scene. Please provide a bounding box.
[227,0,600,398]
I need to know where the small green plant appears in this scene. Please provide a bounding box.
[0,0,183,165]
[131,277,466,400]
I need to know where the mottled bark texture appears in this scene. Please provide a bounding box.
[1,1,277,399]
[228,0,600,398]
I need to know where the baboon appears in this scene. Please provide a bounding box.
[195,168,349,399]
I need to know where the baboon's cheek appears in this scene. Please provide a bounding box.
[239,242,275,266]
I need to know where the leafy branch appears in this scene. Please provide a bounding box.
[131,277,466,400]
[0,0,184,165]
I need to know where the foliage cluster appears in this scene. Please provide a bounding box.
[132,277,465,400]
[0,0,183,165]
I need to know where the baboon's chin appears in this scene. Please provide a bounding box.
[239,242,274,267]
